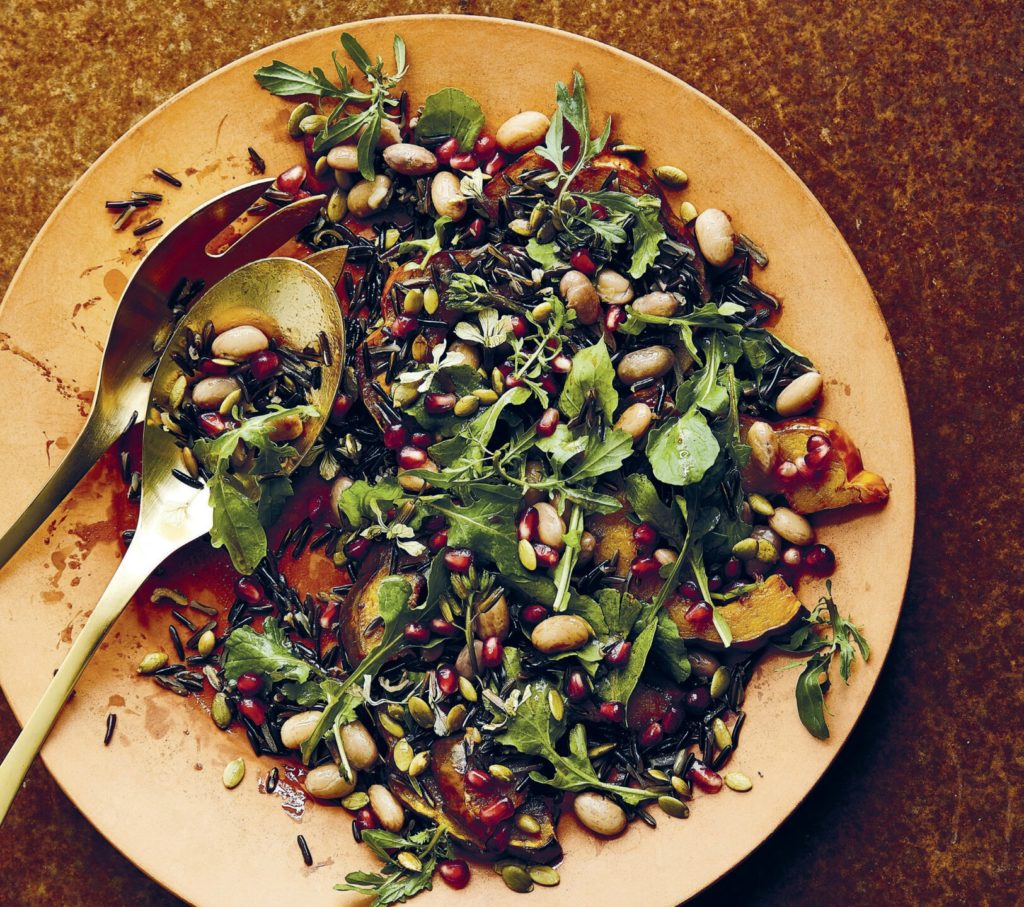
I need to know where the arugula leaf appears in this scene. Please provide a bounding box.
[536,71,611,178]
[535,424,588,467]
[392,216,452,270]
[206,475,268,575]
[645,410,720,487]
[335,826,449,907]
[650,612,692,683]
[498,682,654,805]
[429,386,529,468]
[223,618,322,683]
[595,611,658,706]
[572,191,667,278]
[335,477,405,527]
[559,341,618,423]
[623,475,684,547]
[525,238,563,269]
[795,654,831,739]
[414,88,485,149]
[566,430,633,482]
[253,62,341,97]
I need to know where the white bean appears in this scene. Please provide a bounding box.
[534,501,566,550]
[694,208,735,267]
[305,763,356,800]
[632,291,679,317]
[326,144,360,172]
[616,346,674,384]
[368,783,405,832]
[614,402,653,440]
[496,111,551,153]
[769,507,816,546]
[746,421,778,473]
[595,269,634,305]
[383,143,438,176]
[475,594,510,641]
[573,792,626,836]
[430,171,468,221]
[280,710,323,749]
[211,325,268,360]
[531,615,591,654]
[191,376,239,410]
[340,720,380,770]
[775,372,822,416]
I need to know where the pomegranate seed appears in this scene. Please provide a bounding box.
[425,393,457,415]
[302,135,318,159]
[438,859,471,890]
[403,622,430,644]
[397,445,428,469]
[522,604,548,624]
[804,544,836,576]
[488,821,513,852]
[344,536,371,560]
[680,580,700,601]
[661,705,685,734]
[536,408,560,438]
[630,557,661,578]
[199,412,228,436]
[424,514,447,531]
[473,134,497,158]
[293,189,312,201]
[551,353,573,374]
[307,494,327,521]
[484,152,508,176]
[605,304,626,332]
[688,761,724,793]
[632,522,658,549]
[449,151,478,171]
[235,577,264,604]
[605,640,632,667]
[304,169,333,194]
[238,697,266,725]
[319,601,339,629]
[275,164,306,194]
[428,530,449,552]
[591,203,609,220]
[724,556,743,579]
[411,431,433,449]
[510,315,528,338]
[479,796,515,825]
[355,807,378,831]
[794,455,815,479]
[685,600,713,627]
[599,700,625,723]
[481,636,504,669]
[775,461,799,482]
[570,248,597,275]
[443,548,473,573]
[383,424,408,449]
[465,768,495,793]
[436,138,459,164]
[330,393,353,424]
[436,664,459,695]
[200,358,230,376]
[566,668,590,702]
[390,315,419,339]
[805,433,832,470]
[236,672,263,695]
[707,574,723,592]
[466,217,485,242]
[640,720,664,748]
[430,618,459,637]
[539,375,559,395]
[782,546,802,567]
[534,543,560,569]
[684,686,712,714]
[518,508,539,541]
[504,372,525,389]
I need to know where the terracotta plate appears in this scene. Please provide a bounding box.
[0,15,914,907]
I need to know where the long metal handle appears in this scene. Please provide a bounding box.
[0,531,167,822]
[0,409,117,573]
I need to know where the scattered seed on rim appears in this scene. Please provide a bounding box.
[222,757,246,789]
[152,168,182,187]
[137,652,167,674]
[657,795,690,819]
[341,791,370,810]
[297,834,313,866]
[247,146,266,173]
[103,713,117,746]
[528,866,560,887]
[133,218,163,236]
[501,864,534,893]
[725,772,753,792]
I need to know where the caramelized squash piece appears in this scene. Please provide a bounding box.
[337,547,391,663]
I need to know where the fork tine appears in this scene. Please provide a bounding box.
[214,193,327,271]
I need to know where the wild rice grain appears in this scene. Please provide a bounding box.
[133,218,163,236]
[297,834,313,866]
[152,168,182,187]
[247,146,266,173]
[103,713,117,746]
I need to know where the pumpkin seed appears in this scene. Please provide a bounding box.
[490,763,514,782]
[494,859,525,875]
[341,791,370,810]
[446,704,468,732]
[137,652,167,674]
[748,493,775,516]
[402,288,424,314]
[393,738,414,772]
[653,165,688,188]
[407,696,434,729]
[393,383,420,409]
[327,188,348,223]
[385,228,401,249]
[646,768,670,783]
[515,813,541,834]
[396,851,422,873]
[547,689,564,722]
[501,865,534,893]
[298,114,327,135]
[657,795,690,819]
[314,155,331,179]
[531,301,553,323]
[408,751,430,777]
[150,587,188,606]
[712,717,733,751]
[732,538,759,559]
[211,692,232,729]
[710,666,732,700]
[411,335,429,362]
[181,446,199,479]
[518,538,537,571]
[197,629,216,657]
[508,218,534,237]
[611,142,645,157]
[169,374,187,411]
[378,712,406,738]
[491,367,505,395]
[725,771,753,792]
[473,388,499,404]
[536,221,557,243]
[423,287,439,314]
[287,102,315,138]
[458,676,478,703]
[588,743,616,759]
[454,394,480,417]
[464,726,482,746]
[222,757,246,789]
[679,201,698,223]
[387,703,405,721]
[529,865,560,887]
[671,775,692,798]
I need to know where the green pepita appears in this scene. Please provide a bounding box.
[327,188,348,223]
[653,165,689,188]
[646,768,669,783]
[222,757,246,789]
[588,742,616,759]
[725,771,753,792]
[671,775,692,798]
[446,704,468,732]
[137,652,167,675]
[385,228,401,249]
[531,301,553,323]
[491,367,505,395]
[518,538,537,571]
[393,738,414,772]
[679,201,698,223]
[454,394,480,417]
[732,538,759,559]
[423,287,439,315]
[712,717,733,751]
[463,726,482,746]
[458,676,478,703]
[211,692,232,729]
[489,763,514,782]
[494,859,525,875]
[501,865,534,894]
[298,114,327,135]
[611,142,645,157]
[508,218,534,237]
[402,288,424,314]
[710,666,732,700]
[547,689,564,722]
[396,851,422,872]
[657,795,690,819]
[748,493,775,517]
[341,791,370,810]
[314,155,331,179]
[387,703,405,721]
[536,221,557,243]
[197,629,216,658]
[473,388,499,404]
[287,102,316,138]
[181,446,199,479]
[393,383,420,410]
[528,203,549,232]
[528,865,560,887]
[378,712,406,738]
[408,751,430,777]
[407,696,434,729]
[169,374,187,411]
[515,813,541,834]
[218,388,242,416]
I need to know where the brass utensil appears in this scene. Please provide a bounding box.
[0,180,325,572]
[0,255,345,822]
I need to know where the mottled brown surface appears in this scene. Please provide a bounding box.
[0,2,1021,906]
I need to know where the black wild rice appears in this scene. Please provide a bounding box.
[103,713,117,746]
[133,218,163,237]
[168,625,185,660]
[297,834,313,866]
[152,168,182,188]
[171,610,197,632]
[247,146,266,173]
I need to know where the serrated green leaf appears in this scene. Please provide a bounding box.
[414,87,485,150]
[559,341,617,423]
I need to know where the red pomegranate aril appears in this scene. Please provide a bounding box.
[236,672,263,695]
[307,494,327,521]
[775,460,799,482]
[605,640,632,667]
[235,577,264,604]
[539,375,559,395]
[504,372,525,389]
[355,807,378,832]
[425,393,457,415]
[275,164,306,194]
[403,622,430,644]
[449,151,478,171]
[411,431,433,449]
[551,353,573,374]
[661,705,685,734]
[435,137,460,164]
[510,315,528,338]
[397,445,428,469]
[199,412,228,436]
[707,574,723,593]
[436,664,459,695]
[424,514,447,532]
[473,134,497,158]
[304,169,333,194]
[428,530,449,552]
[200,358,230,376]
[484,152,508,176]
[438,859,471,890]
[794,455,815,479]
[465,768,495,793]
[605,304,626,333]
[488,821,513,852]
[688,761,724,793]
[522,603,548,624]
[679,580,701,601]
[804,544,836,576]
[591,203,609,220]
[302,135,318,159]
[724,556,743,580]
[443,548,473,573]
[430,618,459,638]
[640,720,664,748]
[566,668,590,702]
[330,393,353,423]
[630,557,661,578]
[632,521,658,549]
[480,796,515,825]
[344,536,371,560]
[319,601,339,630]
[570,248,597,275]
[466,217,485,242]
[383,424,408,450]
[390,315,419,339]
[684,685,712,714]
[685,600,714,627]
[481,636,504,669]
[599,700,625,723]
[534,543,560,569]
[238,697,266,725]
[536,407,560,438]
[518,507,539,541]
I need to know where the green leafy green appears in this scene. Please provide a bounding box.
[559,341,618,423]
[335,477,405,527]
[572,191,667,278]
[645,410,720,488]
[429,386,529,469]
[525,238,563,269]
[405,363,484,433]
[536,71,611,179]
[414,88,485,149]
[392,216,452,270]
[223,618,320,683]
[566,430,633,482]
[650,612,692,683]
[623,474,684,547]
[335,826,450,907]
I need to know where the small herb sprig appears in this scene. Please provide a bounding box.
[776,582,870,739]
[335,826,451,907]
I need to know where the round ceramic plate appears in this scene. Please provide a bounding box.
[0,15,914,907]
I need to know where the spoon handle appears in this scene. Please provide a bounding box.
[0,409,116,572]
[0,532,167,823]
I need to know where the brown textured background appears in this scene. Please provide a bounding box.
[0,1,1021,905]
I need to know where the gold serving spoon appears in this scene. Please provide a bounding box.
[0,253,346,822]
